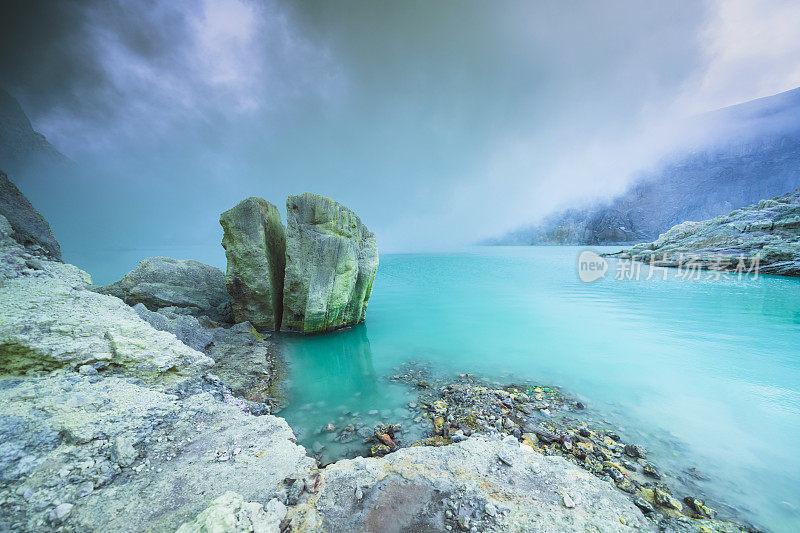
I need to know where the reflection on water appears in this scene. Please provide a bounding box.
[282,324,379,403]
[278,324,425,465]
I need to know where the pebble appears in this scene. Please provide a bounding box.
[484,502,497,516]
[286,479,304,505]
[634,497,655,514]
[643,463,661,479]
[78,365,98,376]
[684,497,717,519]
[654,487,682,511]
[50,503,73,521]
[497,451,513,466]
[451,430,467,443]
[78,482,94,498]
[624,443,647,459]
[562,494,576,508]
[457,516,470,530]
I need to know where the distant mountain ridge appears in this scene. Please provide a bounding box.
[490,87,800,245]
[0,88,71,174]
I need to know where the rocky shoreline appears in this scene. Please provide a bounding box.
[379,364,758,532]
[609,188,800,278]
[0,170,761,532]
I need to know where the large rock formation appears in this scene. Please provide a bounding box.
[282,193,378,334]
[0,170,61,260]
[220,197,286,331]
[101,256,232,324]
[613,188,800,277]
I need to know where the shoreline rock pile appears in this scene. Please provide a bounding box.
[387,363,758,532]
[611,188,800,277]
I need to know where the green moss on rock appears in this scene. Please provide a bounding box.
[220,197,286,330]
[282,193,378,334]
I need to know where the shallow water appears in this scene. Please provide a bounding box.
[278,246,800,532]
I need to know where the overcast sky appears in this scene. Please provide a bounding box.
[2,0,799,277]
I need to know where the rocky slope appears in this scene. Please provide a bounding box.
[612,188,800,277]
[0,170,61,260]
[0,213,313,531]
[492,86,800,245]
[0,89,70,175]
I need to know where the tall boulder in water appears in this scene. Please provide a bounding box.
[282,193,378,333]
[220,197,286,330]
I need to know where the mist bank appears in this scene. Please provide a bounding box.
[488,87,800,246]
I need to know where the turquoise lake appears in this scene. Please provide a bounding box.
[276,246,800,533]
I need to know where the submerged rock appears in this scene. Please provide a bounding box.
[102,257,232,324]
[220,197,286,331]
[282,193,378,333]
[0,170,61,260]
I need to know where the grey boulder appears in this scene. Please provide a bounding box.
[132,303,214,353]
[101,257,232,324]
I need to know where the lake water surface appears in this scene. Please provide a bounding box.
[278,246,800,532]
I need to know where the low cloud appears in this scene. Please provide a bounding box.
[2,0,799,261]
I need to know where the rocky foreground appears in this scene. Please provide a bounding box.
[611,188,800,277]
